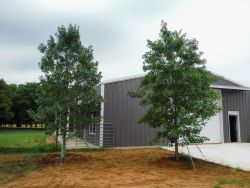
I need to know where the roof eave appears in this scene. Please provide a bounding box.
[211,85,250,91]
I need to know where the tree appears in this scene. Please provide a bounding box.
[128,22,220,161]
[11,83,40,127]
[7,84,17,125]
[37,24,102,164]
[0,79,13,125]
[0,81,39,127]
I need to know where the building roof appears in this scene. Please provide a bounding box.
[101,72,250,91]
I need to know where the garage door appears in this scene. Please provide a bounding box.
[200,112,223,143]
[199,97,224,143]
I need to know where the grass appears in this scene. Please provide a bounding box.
[0,129,56,183]
[214,176,250,188]
[0,129,57,153]
[0,157,40,183]
[0,129,46,149]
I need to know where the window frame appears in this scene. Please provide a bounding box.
[89,114,96,135]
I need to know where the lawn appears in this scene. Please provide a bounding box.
[0,129,46,149]
[1,148,250,188]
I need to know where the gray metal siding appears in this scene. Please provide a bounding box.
[102,76,250,146]
[103,78,157,147]
[222,89,250,142]
[103,123,115,147]
[84,123,115,148]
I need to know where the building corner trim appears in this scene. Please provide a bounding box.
[218,90,224,143]
[99,83,105,147]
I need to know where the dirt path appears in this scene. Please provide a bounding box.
[1,148,250,188]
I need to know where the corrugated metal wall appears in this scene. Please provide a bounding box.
[103,123,115,147]
[84,123,115,147]
[222,89,250,142]
[101,76,250,146]
[103,78,157,147]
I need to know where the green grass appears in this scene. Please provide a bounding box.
[0,155,41,183]
[0,129,46,149]
[214,176,250,188]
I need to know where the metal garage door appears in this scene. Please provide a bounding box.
[199,98,224,143]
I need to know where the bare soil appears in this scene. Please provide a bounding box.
[45,136,57,145]
[1,148,250,188]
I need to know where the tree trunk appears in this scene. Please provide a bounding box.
[60,108,70,165]
[55,129,58,150]
[60,129,66,165]
[175,139,179,161]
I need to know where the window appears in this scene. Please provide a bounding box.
[89,123,96,134]
[89,114,96,134]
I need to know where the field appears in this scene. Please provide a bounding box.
[0,129,46,149]
[1,148,250,188]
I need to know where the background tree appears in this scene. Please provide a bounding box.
[7,84,17,125]
[129,22,220,160]
[11,83,40,127]
[37,24,102,164]
[0,79,13,125]
[0,81,39,127]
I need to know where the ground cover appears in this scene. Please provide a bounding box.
[0,129,46,149]
[1,148,250,187]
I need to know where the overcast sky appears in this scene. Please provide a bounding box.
[1,0,250,85]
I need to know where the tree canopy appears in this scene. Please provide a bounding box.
[11,82,40,126]
[0,79,13,125]
[129,21,220,160]
[0,80,39,127]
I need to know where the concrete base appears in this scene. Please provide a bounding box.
[164,143,250,171]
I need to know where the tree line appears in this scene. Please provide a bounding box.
[0,80,40,127]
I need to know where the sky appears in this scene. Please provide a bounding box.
[0,0,250,85]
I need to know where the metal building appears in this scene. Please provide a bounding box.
[94,74,250,147]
